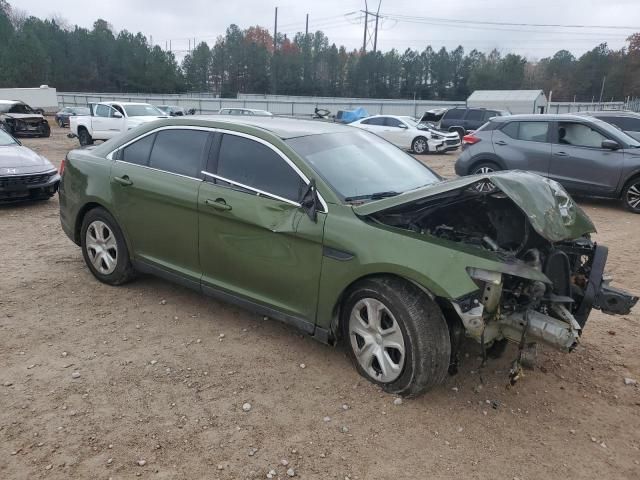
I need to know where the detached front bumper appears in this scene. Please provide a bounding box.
[0,171,60,201]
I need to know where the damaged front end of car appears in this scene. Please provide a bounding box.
[356,171,637,374]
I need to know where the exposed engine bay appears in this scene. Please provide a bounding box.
[368,182,638,378]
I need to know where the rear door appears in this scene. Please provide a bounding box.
[110,127,211,280]
[549,121,624,196]
[463,109,486,131]
[198,132,326,325]
[492,120,552,176]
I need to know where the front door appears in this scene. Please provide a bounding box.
[110,128,211,280]
[549,121,624,196]
[382,117,412,149]
[92,104,125,139]
[198,132,326,325]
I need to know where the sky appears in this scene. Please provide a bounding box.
[19,0,640,61]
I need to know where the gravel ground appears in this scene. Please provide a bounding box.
[1,124,639,480]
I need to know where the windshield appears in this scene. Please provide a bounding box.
[0,128,17,146]
[286,130,440,201]
[122,104,164,117]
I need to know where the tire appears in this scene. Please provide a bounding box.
[78,128,93,146]
[451,127,465,139]
[411,136,429,155]
[80,207,134,285]
[39,123,51,138]
[622,177,640,213]
[341,276,451,397]
[57,118,65,128]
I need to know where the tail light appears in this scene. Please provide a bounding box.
[59,157,66,176]
[462,134,481,145]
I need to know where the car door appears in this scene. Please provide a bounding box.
[92,105,124,139]
[358,117,387,136]
[492,120,552,177]
[382,117,412,149]
[549,121,624,196]
[198,132,326,327]
[110,128,211,282]
[463,109,485,132]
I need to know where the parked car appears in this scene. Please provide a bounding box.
[69,102,168,146]
[55,106,91,128]
[217,108,273,116]
[575,110,640,141]
[439,107,510,138]
[0,127,59,202]
[454,114,640,212]
[157,105,187,116]
[58,117,636,396]
[351,115,460,154]
[0,100,51,138]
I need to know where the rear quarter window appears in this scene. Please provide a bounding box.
[120,133,156,166]
[443,108,465,120]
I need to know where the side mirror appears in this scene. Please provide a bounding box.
[601,139,620,150]
[301,179,319,223]
[113,111,123,119]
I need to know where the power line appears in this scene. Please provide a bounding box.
[380,13,640,30]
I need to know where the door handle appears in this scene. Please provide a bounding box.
[113,175,133,186]
[205,198,232,211]
[554,151,568,157]
[494,140,507,146]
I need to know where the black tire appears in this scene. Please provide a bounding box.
[411,136,429,155]
[451,127,465,139]
[78,128,93,146]
[341,276,451,397]
[39,123,51,138]
[80,207,134,285]
[622,176,640,213]
[57,118,65,128]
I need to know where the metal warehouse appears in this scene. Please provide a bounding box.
[467,89,548,114]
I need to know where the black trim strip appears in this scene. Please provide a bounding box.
[323,246,354,261]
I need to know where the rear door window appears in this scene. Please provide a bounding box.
[599,116,640,132]
[518,122,549,142]
[362,117,386,126]
[384,117,405,128]
[465,109,485,122]
[148,129,209,177]
[443,108,465,120]
[120,133,156,166]
[216,134,305,202]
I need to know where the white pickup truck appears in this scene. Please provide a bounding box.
[69,101,168,145]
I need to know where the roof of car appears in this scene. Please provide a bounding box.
[140,115,351,139]
[0,100,21,105]
[574,110,640,117]
[105,101,153,106]
[488,113,609,123]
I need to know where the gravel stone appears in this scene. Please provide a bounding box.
[242,402,252,412]
[287,468,296,477]
[71,372,81,379]
[393,397,403,405]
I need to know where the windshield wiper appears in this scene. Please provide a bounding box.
[345,191,400,202]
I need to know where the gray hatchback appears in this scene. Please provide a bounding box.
[455,114,640,212]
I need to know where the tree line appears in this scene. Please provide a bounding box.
[1,1,639,101]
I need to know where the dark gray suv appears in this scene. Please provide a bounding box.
[454,114,640,212]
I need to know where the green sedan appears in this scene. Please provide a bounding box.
[59,117,637,396]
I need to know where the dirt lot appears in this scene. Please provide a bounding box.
[1,124,639,480]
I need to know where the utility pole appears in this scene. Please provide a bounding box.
[373,1,381,53]
[598,75,606,106]
[362,1,368,53]
[273,7,278,95]
[305,13,309,36]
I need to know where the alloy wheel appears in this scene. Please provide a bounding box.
[473,165,497,193]
[627,182,640,211]
[85,220,118,275]
[413,138,427,154]
[349,297,406,383]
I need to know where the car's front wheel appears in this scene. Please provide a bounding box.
[80,208,134,285]
[78,128,93,146]
[411,136,429,155]
[623,177,640,213]
[341,277,450,397]
[39,123,51,138]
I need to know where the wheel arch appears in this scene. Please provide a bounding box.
[467,156,505,174]
[74,202,131,252]
[619,170,640,199]
[328,272,442,342]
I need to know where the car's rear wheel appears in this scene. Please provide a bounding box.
[622,177,640,213]
[78,128,93,146]
[471,161,500,193]
[411,136,429,155]
[341,277,450,397]
[81,208,134,285]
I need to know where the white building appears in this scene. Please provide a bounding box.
[0,86,59,112]
[467,90,548,114]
